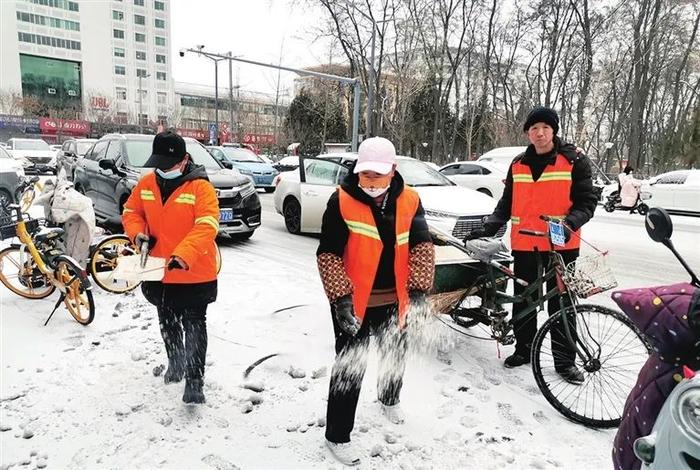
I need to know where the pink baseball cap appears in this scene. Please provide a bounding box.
[353,137,396,174]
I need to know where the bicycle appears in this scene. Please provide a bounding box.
[0,204,95,325]
[429,215,651,428]
[15,176,45,213]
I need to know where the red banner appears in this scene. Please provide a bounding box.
[39,118,90,136]
[176,127,208,141]
[243,133,275,145]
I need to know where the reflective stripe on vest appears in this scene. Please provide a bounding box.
[510,154,581,251]
[338,187,420,329]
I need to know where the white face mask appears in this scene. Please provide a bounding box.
[361,186,389,198]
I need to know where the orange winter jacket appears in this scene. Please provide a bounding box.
[122,171,220,284]
[338,186,419,328]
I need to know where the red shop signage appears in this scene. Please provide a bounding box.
[39,118,90,136]
[176,127,208,140]
[243,133,275,145]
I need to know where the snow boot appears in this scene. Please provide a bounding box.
[182,314,208,404]
[158,307,184,384]
[325,439,361,466]
[182,378,205,404]
[381,403,405,424]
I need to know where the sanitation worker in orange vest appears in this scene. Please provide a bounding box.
[316,137,435,466]
[122,130,220,405]
[464,107,598,384]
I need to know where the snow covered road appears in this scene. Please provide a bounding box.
[1,194,698,469]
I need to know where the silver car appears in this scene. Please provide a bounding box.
[0,145,25,212]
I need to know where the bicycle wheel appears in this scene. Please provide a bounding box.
[17,187,35,213]
[0,246,55,299]
[88,235,140,293]
[531,304,650,428]
[55,256,94,325]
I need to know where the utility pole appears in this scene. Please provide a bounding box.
[228,51,234,144]
[137,72,151,133]
[214,59,219,144]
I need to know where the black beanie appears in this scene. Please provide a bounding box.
[523,107,559,135]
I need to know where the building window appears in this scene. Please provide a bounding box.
[154,1,165,11]
[115,65,126,75]
[23,0,79,12]
[138,114,148,125]
[113,29,125,39]
[136,68,148,78]
[157,92,167,104]
[116,112,128,124]
[155,54,166,64]
[16,12,80,31]
[154,18,165,28]
[134,0,144,6]
[135,32,146,42]
[156,71,166,81]
[112,10,123,20]
[135,51,147,60]
[155,36,166,46]
[134,14,145,25]
[157,115,167,124]
[116,87,127,100]
[17,32,80,50]
[114,47,125,57]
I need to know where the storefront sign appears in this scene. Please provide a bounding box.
[90,96,110,109]
[39,118,90,136]
[243,133,275,145]
[176,127,208,141]
[0,114,41,133]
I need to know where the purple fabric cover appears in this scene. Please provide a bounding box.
[611,282,699,470]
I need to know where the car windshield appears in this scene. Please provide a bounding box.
[223,148,262,163]
[125,139,222,170]
[397,159,454,186]
[77,141,96,155]
[13,139,50,151]
[0,147,11,159]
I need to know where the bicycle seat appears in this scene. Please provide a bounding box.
[463,238,512,263]
[34,227,65,243]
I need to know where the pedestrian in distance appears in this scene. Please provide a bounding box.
[122,130,220,404]
[463,106,598,384]
[316,137,435,466]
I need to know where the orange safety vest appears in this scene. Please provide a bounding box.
[122,172,220,284]
[510,153,581,251]
[338,187,419,328]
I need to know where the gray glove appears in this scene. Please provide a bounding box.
[135,233,156,250]
[333,295,361,336]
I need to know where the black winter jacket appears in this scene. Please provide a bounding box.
[485,137,598,233]
[317,171,432,290]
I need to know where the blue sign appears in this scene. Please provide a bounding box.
[548,221,566,247]
[208,123,218,143]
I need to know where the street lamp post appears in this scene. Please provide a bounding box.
[137,72,151,133]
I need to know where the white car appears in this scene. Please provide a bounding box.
[6,138,57,174]
[477,146,526,165]
[642,169,700,215]
[439,160,507,199]
[273,153,502,240]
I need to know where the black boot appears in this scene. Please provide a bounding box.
[158,306,184,384]
[182,309,208,404]
[504,351,530,368]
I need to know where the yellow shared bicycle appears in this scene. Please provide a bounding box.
[0,204,95,325]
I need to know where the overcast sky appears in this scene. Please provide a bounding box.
[170,0,337,100]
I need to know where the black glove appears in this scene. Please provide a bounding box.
[463,222,499,242]
[562,219,574,243]
[333,295,360,336]
[167,256,184,271]
[135,233,156,251]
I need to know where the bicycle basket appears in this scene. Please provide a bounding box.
[564,253,618,298]
[0,218,40,241]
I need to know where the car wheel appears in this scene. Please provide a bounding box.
[477,188,493,197]
[283,198,302,234]
[264,187,275,193]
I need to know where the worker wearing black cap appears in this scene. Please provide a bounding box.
[463,107,598,383]
[123,130,220,404]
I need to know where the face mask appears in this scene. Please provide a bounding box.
[156,168,182,179]
[361,186,389,198]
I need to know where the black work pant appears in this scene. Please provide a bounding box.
[157,304,208,380]
[325,303,407,443]
[512,249,579,370]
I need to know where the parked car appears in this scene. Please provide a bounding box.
[273,153,503,240]
[6,138,56,174]
[642,169,700,216]
[274,155,301,173]
[0,145,25,213]
[439,160,507,198]
[207,146,278,193]
[55,138,97,180]
[73,134,261,239]
[477,146,527,165]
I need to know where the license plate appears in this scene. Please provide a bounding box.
[219,208,234,222]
